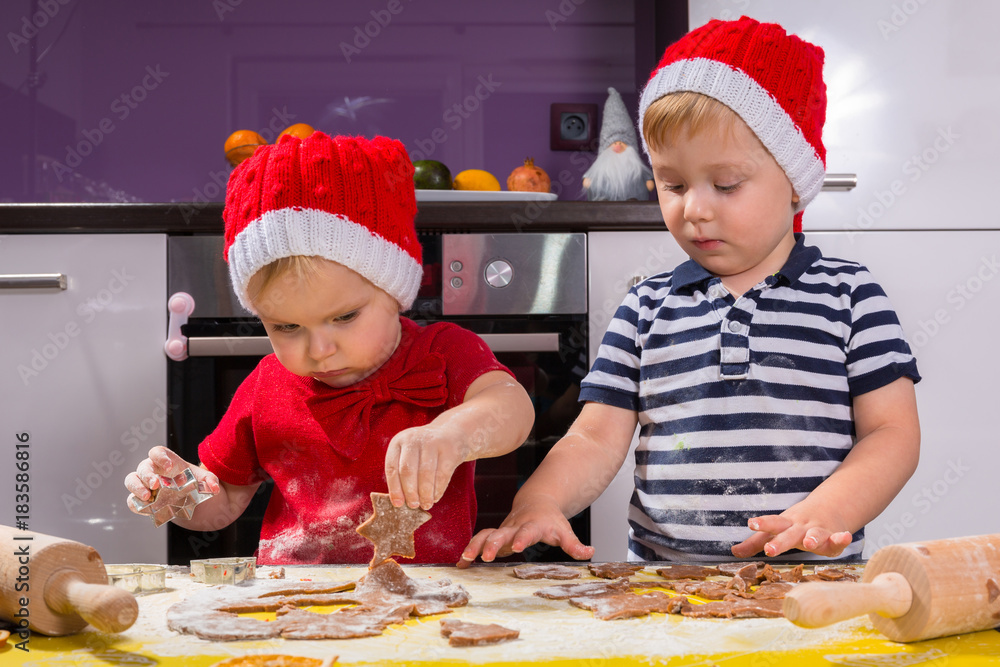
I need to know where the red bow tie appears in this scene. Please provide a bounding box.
[305,353,449,460]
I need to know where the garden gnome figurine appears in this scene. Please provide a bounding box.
[582,87,654,201]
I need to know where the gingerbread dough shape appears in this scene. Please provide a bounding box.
[550,564,860,621]
[167,560,468,641]
[512,564,581,580]
[533,579,632,600]
[588,562,645,579]
[570,591,687,620]
[356,492,431,566]
[440,619,520,646]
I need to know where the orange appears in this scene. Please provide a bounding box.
[277,123,316,141]
[453,169,501,191]
[224,130,267,167]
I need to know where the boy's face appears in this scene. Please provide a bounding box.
[254,259,401,388]
[649,119,799,288]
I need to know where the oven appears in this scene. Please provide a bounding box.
[164,232,589,565]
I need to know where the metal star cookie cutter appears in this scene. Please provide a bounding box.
[128,467,215,527]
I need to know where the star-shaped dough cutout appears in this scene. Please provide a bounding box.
[356,492,431,567]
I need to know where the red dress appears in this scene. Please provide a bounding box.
[198,317,510,564]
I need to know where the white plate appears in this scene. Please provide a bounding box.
[416,189,558,202]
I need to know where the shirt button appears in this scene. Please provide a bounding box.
[728,320,741,332]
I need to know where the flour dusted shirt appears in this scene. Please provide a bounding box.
[199,317,510,565]
[579,235,920,562]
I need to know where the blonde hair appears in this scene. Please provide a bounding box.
[246,255,326,307]
[246,255,396,312]
[642,91,747,152]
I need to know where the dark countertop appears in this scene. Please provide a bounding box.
[0,201,665,234]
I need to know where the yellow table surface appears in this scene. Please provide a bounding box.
[4,563,1000,666]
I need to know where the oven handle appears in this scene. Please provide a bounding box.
[0,273,67,290]
[185,332,562,357]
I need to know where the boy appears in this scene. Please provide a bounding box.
[125,133,534,564]
[461,16,920,564]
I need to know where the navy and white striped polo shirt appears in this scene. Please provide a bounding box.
[580,234,920,562]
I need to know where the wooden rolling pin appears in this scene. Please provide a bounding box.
[0,525,139,636]
[784,533,1000,642]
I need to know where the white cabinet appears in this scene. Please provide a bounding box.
[0,234,167,563]
[587,229,687,562]
[588,229,1000,561]
[690,1,994,232]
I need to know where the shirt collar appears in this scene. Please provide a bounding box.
[670,233,821,295]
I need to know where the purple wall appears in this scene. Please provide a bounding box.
[1,1,646,204]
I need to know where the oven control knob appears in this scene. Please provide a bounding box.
[484,259,513,288]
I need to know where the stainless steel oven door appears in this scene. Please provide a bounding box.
[166,234,589,564]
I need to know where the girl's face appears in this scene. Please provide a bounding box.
[649,118,799,292]
[253,259,401,388]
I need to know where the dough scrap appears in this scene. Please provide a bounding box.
[167,559,468,641]
[588,563,645,579]
[807,566,860,582]
[717,561,764,577]
[550,563,858,621]
[569,591,687,620]
[662,579,731,600]
[680,598,784,618]
[533,579,632,600]
[353,558,470,615]
[440,619,520,646]
[654,565,721,580]
[355,492,431,566]
[747,581,793,600]
[512,564,581,580]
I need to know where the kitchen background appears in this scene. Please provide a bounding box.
[2,1,998,563]
[0,0,683,204]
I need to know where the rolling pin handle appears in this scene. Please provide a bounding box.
[43,569,139,634]
[783,571,913,629]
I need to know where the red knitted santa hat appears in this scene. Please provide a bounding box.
[222,132,422,312]
[638,16,826,231]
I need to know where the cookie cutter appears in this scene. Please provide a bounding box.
[190,557,256,585]
[105,564,167,594]
[128,467,215,527]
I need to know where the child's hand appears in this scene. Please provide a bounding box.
[124,445,220,510]
[384,423,469,511]
[456,498,594,568]
[731,510,853,559]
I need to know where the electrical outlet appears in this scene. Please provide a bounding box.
[550,103,598,151]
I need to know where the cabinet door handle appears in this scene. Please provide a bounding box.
[822,173,857,191]
[0,273,68,290]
